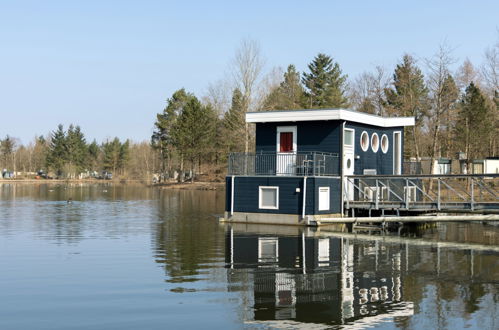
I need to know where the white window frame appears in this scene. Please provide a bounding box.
[343,128,354,147]
[371,132,379,153]
[259,186,279,209]
[381,134,389,154]
[276,126,297,153]
[393,131,402,175]
[360,131,369,152]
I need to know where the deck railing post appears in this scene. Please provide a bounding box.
[375,179,379,210]
[437,178,441,211]
[405,178,409,209]
[471,179,475,211]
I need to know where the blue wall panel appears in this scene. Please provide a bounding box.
[345,123,404,175]
[256,121,342,154]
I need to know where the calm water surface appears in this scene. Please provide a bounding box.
[0,183,497,329]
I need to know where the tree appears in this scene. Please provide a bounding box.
[262,65,306,110]
[302,53,348,108]
[87,140,100,171]
[425,44,458,168]
[454,83,493,164]
[1,135,16,171]
[172,96,217,181]
[350,66,390,115]
[385,54,429,159]
[231,38,264,152]
[152,89,193,176]
[65,124,87,176]
[102,138,122,175]
[46,124,67,176]
[222,88,247,153]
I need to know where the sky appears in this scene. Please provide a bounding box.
[1,0,498,145]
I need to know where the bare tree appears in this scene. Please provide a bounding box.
[231,38,265,152]
[425,43,458,173]
[481,32,499,156]
[456,58,481,93]
[350,66,390,116]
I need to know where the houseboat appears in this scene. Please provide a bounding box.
[222,108,415,225]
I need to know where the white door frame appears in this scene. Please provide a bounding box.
[393,131,402,175]
[343,128,355,200]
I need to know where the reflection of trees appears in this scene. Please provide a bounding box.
[153,189,226,283]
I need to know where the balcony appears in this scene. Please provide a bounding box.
[228,151,340,177]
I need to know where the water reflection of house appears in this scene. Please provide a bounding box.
[225,227,413,327]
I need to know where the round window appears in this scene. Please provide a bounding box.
[371,133,379,153]
[381,134,389,153]
[360,131,369,151]
[347,158,351,169]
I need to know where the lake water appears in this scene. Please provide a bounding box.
[0,183,498,329]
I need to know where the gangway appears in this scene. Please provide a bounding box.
[343,174,499,217]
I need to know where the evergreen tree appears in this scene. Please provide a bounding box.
[65,124,87,175]
[87,140,100,171]
[385,54,429,159]
[263,65,306,110]
[1,135,15,170]
[302,53,348,108]
[119,139,130,173]
[46,124,67,176]
[454,83,493,164]
[222,89,247,153]
[151,89,194,175]
[102,138,121,174]
[172,96,217,181]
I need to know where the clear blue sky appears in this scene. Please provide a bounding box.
[1,0,498,144]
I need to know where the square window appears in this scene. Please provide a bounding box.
[344,130,354,146]
[259,186,279,209]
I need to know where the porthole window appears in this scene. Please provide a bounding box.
[381,134,389,153]
[371,133,379,153]
[360,131,369,152]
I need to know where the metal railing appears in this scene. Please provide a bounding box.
[228,151,340,176]
[344,174,499,212]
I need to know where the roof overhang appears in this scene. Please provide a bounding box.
[246,109,415,127]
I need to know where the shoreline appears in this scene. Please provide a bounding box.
[0,179,225,190]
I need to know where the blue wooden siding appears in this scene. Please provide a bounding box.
[345,123,404,175]
[226,176,341,214]
[256,121,342,154]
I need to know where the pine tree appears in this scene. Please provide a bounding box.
[1,135,15,170]
[87,140,100,171]
[119,139,130,174]
[454,83,493,164]
[172,96,217,181]
[152,89,194,175]
[222,89,246,153]
[46,124,67,176]
[65,124,87,176]
[263,65,306,110]
[102,138,121,174]
[385,54,429,159]
[302,53,348,108]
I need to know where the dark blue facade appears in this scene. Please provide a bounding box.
[226,176,341,215]
[255,120,403,176]
[256,121,342,154]
[345,122,404,175]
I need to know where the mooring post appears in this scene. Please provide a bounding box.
[375,179,379,210]
[471,179,475,211]
[405,178,409,209]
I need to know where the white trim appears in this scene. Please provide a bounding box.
[381,134,389,154]
[393,131,402,175]
[246,109,415,127]
[259,186,279,209]
[276,126,297,153]
[360,131,369,152]
[371,132,379,153]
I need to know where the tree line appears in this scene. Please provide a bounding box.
[1,37,498,181]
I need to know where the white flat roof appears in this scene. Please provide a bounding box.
[246,108,415,127]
